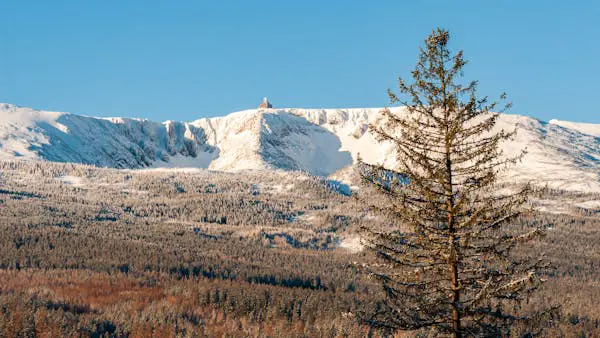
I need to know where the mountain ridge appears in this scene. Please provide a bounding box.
[1,102,599,192]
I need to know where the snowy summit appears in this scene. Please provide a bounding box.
[0,102,599,192]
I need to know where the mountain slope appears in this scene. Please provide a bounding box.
[0,103,218,168]
[1,103,599,192]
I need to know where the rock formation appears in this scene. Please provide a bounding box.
[258,97,272,109]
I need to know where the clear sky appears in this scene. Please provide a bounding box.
[1,1,599,123]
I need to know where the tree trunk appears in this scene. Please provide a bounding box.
[451,258,461,338]
[446,136,461,338]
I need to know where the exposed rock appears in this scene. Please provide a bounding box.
[258,97,273,109]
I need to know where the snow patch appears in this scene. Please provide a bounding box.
[56,175,85,187]
[339,236,364,253]
[550,119,600,137]
[575,200,600,210]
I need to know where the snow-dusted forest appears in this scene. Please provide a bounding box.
[0,160,598,336]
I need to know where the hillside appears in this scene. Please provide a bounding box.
[0,160,598,336]
[1,103,599,192]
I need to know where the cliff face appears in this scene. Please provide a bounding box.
[0,103,218,169]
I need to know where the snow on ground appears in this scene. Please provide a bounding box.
[289,107,401,169]
[258,111,354,176]
[496,115,600,193]
[1,102,599,193]
[267,183,296,194]
[0,104,61,160]
[532,199,573,215]
[339,236,364,253]
[0,103,217,168]
[56,175,85,188]
[149,153,218,169]
[550,119,600,137]
[133,167,207,174]
[575,200,600,210]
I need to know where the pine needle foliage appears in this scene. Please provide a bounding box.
[359,28,548,337]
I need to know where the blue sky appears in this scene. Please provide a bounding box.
[1,1,599,123]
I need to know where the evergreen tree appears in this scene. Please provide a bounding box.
[359,28,547,337]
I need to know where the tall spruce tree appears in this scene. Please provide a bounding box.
[359,29,547,337]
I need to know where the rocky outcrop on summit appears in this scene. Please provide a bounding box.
[258,97,273,109]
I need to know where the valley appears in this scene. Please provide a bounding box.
[0,160,599,336]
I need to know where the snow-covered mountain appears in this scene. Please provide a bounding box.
[1,102,599,192]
